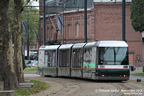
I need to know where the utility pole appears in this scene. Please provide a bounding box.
[84,0,87,43]
[43,0,46,45]
[122,0,125,41]
[48,16,50,41]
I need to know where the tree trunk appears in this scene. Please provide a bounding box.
[0,1,4,82]
[0,0,19,90]
[14,0,24,83]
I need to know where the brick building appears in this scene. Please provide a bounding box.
[39,1,143,67]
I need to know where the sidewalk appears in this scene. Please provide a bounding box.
[24,74,64,96]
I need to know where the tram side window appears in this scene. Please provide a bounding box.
[47,50,57,67]
[59,50,69,67]
[72,49,82,68]
[44,51,48,67]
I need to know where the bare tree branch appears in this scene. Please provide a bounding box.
[22,0,30,9]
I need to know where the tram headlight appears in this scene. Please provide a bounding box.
[102,74,105,77]
[121,75,126,77]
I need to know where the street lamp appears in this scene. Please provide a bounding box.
[137,54,140,71]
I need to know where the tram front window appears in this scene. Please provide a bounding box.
[99,47,128,65]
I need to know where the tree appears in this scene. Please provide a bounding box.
[14,0,25,83]
[0,0,38,89]
[14,0,39,83]
[130,0,144,32]
[21,7,39,43]
[9,0,39,43]
[130,0,144,73]
[0,0,19,90]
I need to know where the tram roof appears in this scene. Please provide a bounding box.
[72,43,86,49]
[59,44,73,49]
[97,41,128,47]
[85,42,97,47]
[39,45,60,50]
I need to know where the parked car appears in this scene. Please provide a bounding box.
[25,60,31,67]
[31,60,38,67]
[129,65,136,71]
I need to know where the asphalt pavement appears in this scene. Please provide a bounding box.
[130,67,144,81]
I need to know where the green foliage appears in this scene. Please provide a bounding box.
[23,67,37,72]
[15,80,50,95]
[134,72,144,75]
[21,7,39,43]
[9,0,39,43]
[130,0,144,32]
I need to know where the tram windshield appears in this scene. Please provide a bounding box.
[99,47,128,65]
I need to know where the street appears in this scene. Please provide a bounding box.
[24,73,144,96]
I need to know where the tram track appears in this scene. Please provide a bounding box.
[49,82,67,96]
[108,81,142,96]
[25,74,144,96]
[48,79,84,96]
[109,83,120,96]
[125,83,141,96]
[69,83,84,96]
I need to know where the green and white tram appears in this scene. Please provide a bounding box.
[37,40,129,81]
[38,45,60,76]
[96,41,129,80]
[71,43,86,78]
[83,42,97,79]
[58,44,73,77]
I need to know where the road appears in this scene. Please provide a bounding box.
[24,73,144,96]
[130,75,144,81]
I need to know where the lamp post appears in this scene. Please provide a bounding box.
[43,0,46,45]
[34,20,38,43]
[27,13,29,60]
[137,54,140,71]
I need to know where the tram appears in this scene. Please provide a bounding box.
[38,41,130,81]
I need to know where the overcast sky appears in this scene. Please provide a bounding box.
[30,0,39,9]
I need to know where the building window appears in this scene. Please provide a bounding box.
[76,23,79,37]
[51,27,53,40]
[67,23,72,38]
[68,24,70,37]
[30,44,36,49]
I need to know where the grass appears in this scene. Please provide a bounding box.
[15,80,50,96]
[23,67,37,72]
[133,72,144,76]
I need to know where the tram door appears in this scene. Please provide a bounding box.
[38,50,45,75]
[83,47,96,79]
[71,48,83,77]
[47,50,57,75]
[58,49,70,76]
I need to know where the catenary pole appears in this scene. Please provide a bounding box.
[122,0,125,41]
[84,0,87,43]
[43,0,46,45]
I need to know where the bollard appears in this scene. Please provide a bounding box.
[137,79,141,82]
[137,61,138,71]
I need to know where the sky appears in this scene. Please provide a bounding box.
[30,0,39,9]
